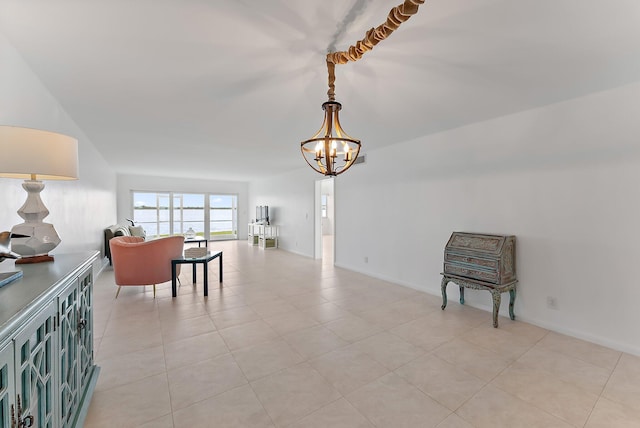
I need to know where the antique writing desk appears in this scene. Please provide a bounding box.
[441,232,517,327]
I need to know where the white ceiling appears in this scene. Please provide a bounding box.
[1,0,639,182]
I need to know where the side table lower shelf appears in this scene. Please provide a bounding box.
[441,273,517,328]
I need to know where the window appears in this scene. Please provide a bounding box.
[132,192,170,237]
[210,195,237,238]
[132,191,238,240]
[173,193,205,237]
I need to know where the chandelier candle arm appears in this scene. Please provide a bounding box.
[302,0,425,176]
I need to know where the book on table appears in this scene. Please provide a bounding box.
[0,271,23,288]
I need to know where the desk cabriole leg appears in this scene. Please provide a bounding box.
[441,277,449,310]
[509,288,516,320]
[491,290,501,328]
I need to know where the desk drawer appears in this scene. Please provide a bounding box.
[443,263,499,283]
[444,253,498,270]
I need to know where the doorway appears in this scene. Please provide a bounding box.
[315,178,335,264]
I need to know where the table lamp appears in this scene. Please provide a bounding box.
[0,126,79,264]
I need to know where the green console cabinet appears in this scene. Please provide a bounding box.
[0,252,100,428]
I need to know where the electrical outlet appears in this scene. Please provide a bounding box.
[364,256,368,263]
[546,296,558,310]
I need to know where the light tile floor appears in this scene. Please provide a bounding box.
[85,240,640,428]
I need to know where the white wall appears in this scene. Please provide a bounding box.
[249,82,640,355]
[116,174,249,238]
[0,33,116,258]
[249,169,316,257]
[336,81,640,355]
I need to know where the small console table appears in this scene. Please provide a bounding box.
[440,232,517,328]
[248,223,279,249]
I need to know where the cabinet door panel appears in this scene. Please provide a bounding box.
[0,341,14,428]
[58,279,80,428]
[13,300,57,428]
[77,270,94,392]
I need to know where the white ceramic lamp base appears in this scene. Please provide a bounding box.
[10,180,60,263]
[11,222,59,263]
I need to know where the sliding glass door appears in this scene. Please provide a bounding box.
[132,192,170,237]
[210,195,237,238]
[132,191,238,240]
[173,193,205,236]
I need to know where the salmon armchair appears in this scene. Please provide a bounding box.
[109,235,185,298]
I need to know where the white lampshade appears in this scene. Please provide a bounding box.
[0,126,78,180]
[0,125,79,263]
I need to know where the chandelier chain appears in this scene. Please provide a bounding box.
[326,0,425,101]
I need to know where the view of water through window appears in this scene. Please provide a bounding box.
[132,192,237,239]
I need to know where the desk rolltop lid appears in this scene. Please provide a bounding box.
[444,232,516,285]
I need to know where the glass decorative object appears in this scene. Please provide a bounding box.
[185,227,196,239]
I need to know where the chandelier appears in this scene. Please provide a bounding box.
[301,0,425,176]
